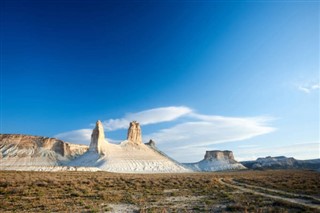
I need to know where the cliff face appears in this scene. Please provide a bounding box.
[0,134,88,159]
[127,121,142,144]
[204,150,236,163]
[89,120,107,154]
[0,134,88,169]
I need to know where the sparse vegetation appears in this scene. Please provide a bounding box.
[0,170,318,212]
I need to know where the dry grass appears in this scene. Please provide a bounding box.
[230,170,320,197]
[0,170,318,212]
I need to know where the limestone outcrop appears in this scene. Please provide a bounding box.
[184,150,246,172]
[69,121,191,173]
[127,121,142,144]
[89,120,107,154]
[204,150,236,163]
[0,134,88,159]
[0,134,88,168]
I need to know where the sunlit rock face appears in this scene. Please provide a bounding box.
[204,150,236,163]
[89,120,107,154]
[0,134,88,167]
[127,121,142,145]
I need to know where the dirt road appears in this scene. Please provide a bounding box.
[218,178,320,210]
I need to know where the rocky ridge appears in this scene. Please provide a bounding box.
[241,156,320,170]
[0,134,88,167]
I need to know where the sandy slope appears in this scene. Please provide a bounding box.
[184,159,246,172]
[69,141,191,173]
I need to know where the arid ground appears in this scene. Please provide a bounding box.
[0,170,319,212]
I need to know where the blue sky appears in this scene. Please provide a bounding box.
[1,0,319,162]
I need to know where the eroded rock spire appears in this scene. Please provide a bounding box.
[127,121,142,144]
[89,120,107,154]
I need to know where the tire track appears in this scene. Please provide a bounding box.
[218,178,320,210]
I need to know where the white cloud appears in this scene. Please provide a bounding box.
[54,129,92,145]
[102,106,192,131]
[54,106,276,162]
[312,84,320,90]
[144,114,275,161]
[236,142,320,161]
[145,115,274,146]
[298,83,320,93]
[298,86,311,93]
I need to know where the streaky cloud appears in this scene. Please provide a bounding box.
[102,106,192,131]
[298,83,320,93]
[54,129,92,145]
[54,106,276,160]
[144,113,275,162]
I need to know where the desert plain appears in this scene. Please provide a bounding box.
[0,170,319,212]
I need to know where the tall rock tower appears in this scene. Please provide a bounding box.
[89,120,107,154]
[127,121,142,144]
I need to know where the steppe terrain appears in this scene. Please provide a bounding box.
[0,170,319,212]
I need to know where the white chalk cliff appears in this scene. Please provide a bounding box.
[184,150,246,172]
[0,134,89,171]
[127,121,142,145]
[0,121,248,173]
[89,120,107,154]
[68,121,191,173]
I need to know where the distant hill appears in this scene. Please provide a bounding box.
[241,156,320,170]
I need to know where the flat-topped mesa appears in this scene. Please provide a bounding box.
[204,150,236,163]
[89,120,107,154]
[127,121,142,144]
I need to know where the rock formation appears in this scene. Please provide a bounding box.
[145,139,156,148]
[89,120,107,154]
[184,150,246,172]
[204,150,236,163]
[69,121,191,173]
[0,134,88,159]
[127,121,142,144]
[0,134,88,168]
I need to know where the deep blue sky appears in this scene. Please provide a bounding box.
[1,0,319,161]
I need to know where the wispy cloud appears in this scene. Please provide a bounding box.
[145,114,275,152]
[54,129,92,145]
[102,106,192,131]
[54,106,276,160]
[298,83,320,93]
